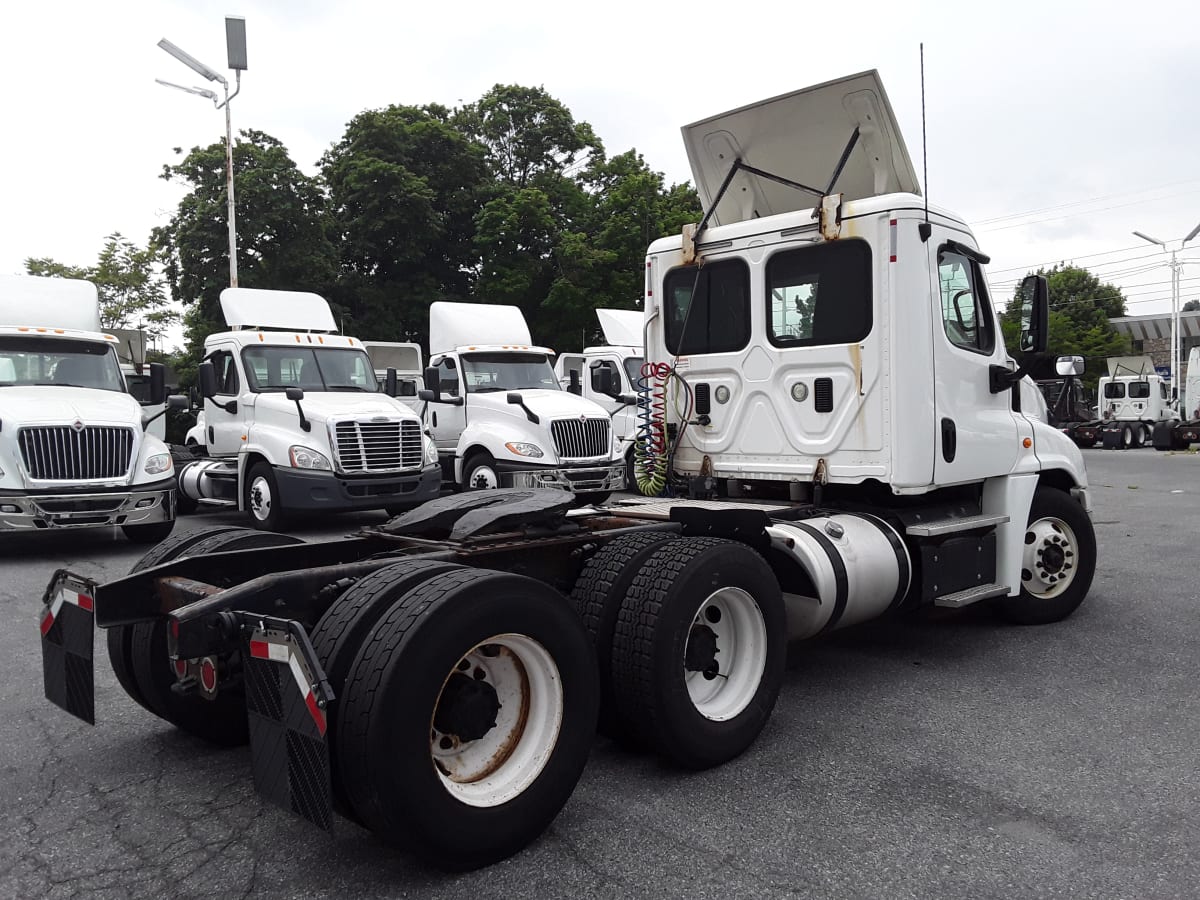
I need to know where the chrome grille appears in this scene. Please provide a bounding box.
[334,419,422,472]
[550,417,610,459]
[18,425,134,481]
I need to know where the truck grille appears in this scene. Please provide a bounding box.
[18,425,134,481]
[334,419,423,472]
[550,418,610,459]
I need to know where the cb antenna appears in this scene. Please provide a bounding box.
[919,43,932,243]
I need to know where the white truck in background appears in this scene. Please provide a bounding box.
[1096,356,1178,448]
[0,275,179,542]
[111,328,168,442]
[420,301,626,501]
[555,308,643,489]
[1152,346,1200,450]
[176,288,442,529]
[363,341,424,409]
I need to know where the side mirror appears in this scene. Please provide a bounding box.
[418,389,434,402]
[285,386,305,402]
[167,394,188,410]
[591,363,618,398]
[384,367,398,397]
[148,362,167,406]
[567,369,582,396]
[1055,355,1085,377]
[506,392,523,405]
[198,362,218,399]
[1018,274,1049,354]
[423,366,442,402]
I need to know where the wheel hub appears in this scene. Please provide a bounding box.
[433,672,501,742]
[1021,518,1077,599]
[684,623,720,677]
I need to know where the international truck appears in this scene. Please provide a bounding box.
[554,308,643,490]
[172,288,442,527]
[1152,345,1200,450]
[420,300,626,502]
[1094,356,1178,449]
[0,275,179,541]
[40,71,1096,870]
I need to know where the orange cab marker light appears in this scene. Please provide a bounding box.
[1022,438,1032,448]
[54,329,64,334]
[17,327,28,332]
[295,335,301,342]
[258,333,264,341]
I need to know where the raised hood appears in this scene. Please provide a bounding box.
[364,342,423,374]
[596,309,643,348]
[1106,356,1157,377]
[682,70,921,227]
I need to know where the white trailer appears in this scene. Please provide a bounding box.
[0,276,179,541]
[420,301,626,502]
[174,288,442,529]
[42,71,1096,870]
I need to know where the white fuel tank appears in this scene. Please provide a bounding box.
[766,513,910,640]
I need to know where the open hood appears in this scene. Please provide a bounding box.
[595,309,643,348]
[1106,356,1158,377]
[682,70,920,227]
[364,341,423,374]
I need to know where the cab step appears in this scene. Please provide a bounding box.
[905,513,1009,537]
[933,583,1010,608]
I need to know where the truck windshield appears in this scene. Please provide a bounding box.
[241,346,377,392]
[462,353,560,393]
[0,336,124,392]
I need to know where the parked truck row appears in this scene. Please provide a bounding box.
[40,71,1097,871]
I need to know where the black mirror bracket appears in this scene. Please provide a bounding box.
[989,358,1036,394]
[506,392,540,424]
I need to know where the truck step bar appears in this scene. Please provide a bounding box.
[905,513,1009,537]
[933,583,1010,608]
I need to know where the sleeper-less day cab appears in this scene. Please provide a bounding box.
[40,71,1096,870]
[0,275,178,541]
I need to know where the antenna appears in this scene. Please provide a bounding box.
[919,43,931,243]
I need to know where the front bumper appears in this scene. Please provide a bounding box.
[272,464,442,512]
[0,478,176,532]
[498,461,626,493]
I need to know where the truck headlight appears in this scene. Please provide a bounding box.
[423,435,439,465]
[289,446,331,470]
[144,453,171,475]
[505,442,544,458]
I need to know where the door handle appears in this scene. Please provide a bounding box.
[432,411,438,428]
[941,418,957,463]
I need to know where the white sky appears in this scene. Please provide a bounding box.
[3,0,1199,351]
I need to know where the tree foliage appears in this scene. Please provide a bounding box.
[1184,299,1200,312]
[1001,265,1131,388]
[25,233,178,337]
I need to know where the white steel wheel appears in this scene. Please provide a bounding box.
[683,587,769,721]
[249,475,272,520]
[430,633,563,808]
[1121,425,1133,449]
[1022,516,1079,600]
[463,456,499,491]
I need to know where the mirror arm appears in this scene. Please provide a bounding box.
[141,408,169,431]
[989,355,1039,394]
[291,399,311,432]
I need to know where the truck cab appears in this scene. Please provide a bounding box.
[363,341,424,410]
[554,308,643,487]
[178,288,441,529]
[1097,356,1178,448]
[0,276,177,541]
[422,301,626,501]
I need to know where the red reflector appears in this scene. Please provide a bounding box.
[39,611,55,636]
[174,659,188,678]
[200,658,217,692]
[170,618,179,639]
[77,594,93,612]
[305,692,327,736]
[249,639,270,659]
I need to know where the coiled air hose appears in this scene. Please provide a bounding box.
[634,362,671,495]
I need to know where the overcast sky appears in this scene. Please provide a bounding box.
[3,0,1199,349]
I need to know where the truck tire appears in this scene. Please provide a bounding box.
[121,520,176,544]
[609,537,786,770]
[107,525,250,716]
[1129,425,1144,448]
[568,531,676,738]
[461,452,499,491]
[995,486,1096,626]
[1101,427,1120,450]
[336,567,599,870]
[127,529,305,745]
[245,461,288,531]
[171,446,199,515]
[309,558,464,812]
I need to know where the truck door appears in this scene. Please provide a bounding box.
[930,240,1019,483]
[427,355,466,453]
[205,346,247,456]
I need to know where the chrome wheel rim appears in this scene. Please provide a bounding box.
[1021,516,1079,599]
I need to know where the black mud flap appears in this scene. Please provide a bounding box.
[40,570,97,725]
[239,615,335,832]
[383,488,574,540]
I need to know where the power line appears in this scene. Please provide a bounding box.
[976,188,1200,233]
[972,177,1200,226]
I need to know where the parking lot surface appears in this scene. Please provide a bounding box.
[2,449,1198,898]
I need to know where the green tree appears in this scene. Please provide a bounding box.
[25,233,178,337]
[321,104,490,344]
[1183,299,1200,312]
[153,129,337,372]
[1001,264,1131,389]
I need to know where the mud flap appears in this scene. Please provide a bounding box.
[40,570,97,725]
[238,615,335,831]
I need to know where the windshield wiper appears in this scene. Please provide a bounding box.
[471,387,507,394]
[327,385,370,392]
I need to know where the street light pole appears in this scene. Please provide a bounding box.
[1133,222,1200,400]
[156,18,248,289]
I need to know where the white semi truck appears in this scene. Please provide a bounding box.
[420,301,626,502]
[0,275,178,541]
[1152,346,1200,449]
[41,71,1096,870]
[1094,356,1178,449]
[173,288,442,528]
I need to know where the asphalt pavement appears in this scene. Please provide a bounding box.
[1,449,1198,899]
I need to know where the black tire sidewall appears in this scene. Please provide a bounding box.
[461,452,497,492]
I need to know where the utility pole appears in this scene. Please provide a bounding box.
[1133,221,1200,399]
[155,17,249,288]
